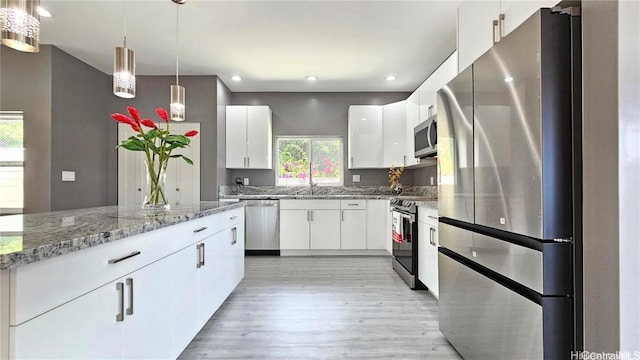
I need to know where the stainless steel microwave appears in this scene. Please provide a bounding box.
[414,115,437,158]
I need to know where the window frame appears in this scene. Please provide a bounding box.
[0,111,24,215]
[275,136,344,187]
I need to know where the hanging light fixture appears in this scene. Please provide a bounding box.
[170,0,185,121]
[113,0,135,98]
[0,0,40,53]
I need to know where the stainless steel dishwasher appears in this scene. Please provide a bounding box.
[245,199,280,255]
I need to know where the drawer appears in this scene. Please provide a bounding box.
[340,200,366,210]
[418,207,438,226]
[189,208,244,243]
[10,224,183,325]
[280,200,340,210]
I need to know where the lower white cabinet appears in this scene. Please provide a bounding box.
[418,207,439,298]
[280,209,311,249]
[310,210,341,249]
[340,209,366,249]
[8,209,244,360]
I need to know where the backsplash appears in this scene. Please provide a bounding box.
[219,185,437,198]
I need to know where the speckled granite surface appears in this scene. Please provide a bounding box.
[415,200,438,210]
[0,201,245,270]
[219,185,438,199]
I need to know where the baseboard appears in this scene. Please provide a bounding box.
[245,250,280,256]
[279,249,391,257]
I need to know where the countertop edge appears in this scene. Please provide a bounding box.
[0,202,247,270]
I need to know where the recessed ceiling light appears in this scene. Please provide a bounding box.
[361,118,367,121]
[504,76,514,83]
[386,75,397,81]
[37,6,53,17]
[306,75,317,81]
[231,75,241,81]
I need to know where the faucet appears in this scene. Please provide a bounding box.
[309,163,317,195]
[234,177,245,194]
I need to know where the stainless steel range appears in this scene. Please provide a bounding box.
[390,198,419,289]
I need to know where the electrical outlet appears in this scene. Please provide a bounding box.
[430,176,434,185]
[352,174,360,183]
[243,178,249,186]
[62,171,75,182]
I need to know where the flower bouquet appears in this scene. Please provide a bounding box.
[388,165,404,195]
[111,106,198,210]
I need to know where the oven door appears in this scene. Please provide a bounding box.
[392,209,417,275]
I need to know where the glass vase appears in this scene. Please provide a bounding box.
[142,160,170,211]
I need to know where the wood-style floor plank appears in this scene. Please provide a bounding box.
[178,256,461,359]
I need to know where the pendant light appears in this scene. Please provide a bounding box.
[113,0,135,98]
[0,0,40,53]
[170,0,185,121]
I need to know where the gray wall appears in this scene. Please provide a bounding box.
[50,47,111,210]
[109,75,219,200]
[216,79,232,187]
[229,92,413,186]
[0,46,52,213]
[582,1,619,351]
[413,166,437,186]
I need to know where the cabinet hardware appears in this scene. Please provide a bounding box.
[310,210,313,221]
[492,19,499,45]
[201,243,206,266]
[341,210,344,222]
[247,157,250,167]
[347,203,359,206]
[232,227,237,245]
[351,157,354,167]
[229,215,238,220]
[307,210,310,221]
[403,155,407,166]
[193,226,208,233]
[499,13,505,39]
[126,278,134,315]
[108,251,141,264]
[427,215,438,220]
[176,188,179,192]
[196,244,202,268]
[137,188,141,192]
[116,282,124,322]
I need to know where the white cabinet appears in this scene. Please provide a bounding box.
[340,209,366,250]
[457,0,559,72]
[172,243,202,356]
[280,210,311,250]
[225,105,273,169]
[118,123,201,207]
[382,101,407,168]
[417,52,458,122]
[405,93,421,167]
[365,200,389,251]
[418,207,439,299]
[348,105,382,169]
[310,210,341,249]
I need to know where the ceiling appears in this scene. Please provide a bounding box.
[39,0,461,92]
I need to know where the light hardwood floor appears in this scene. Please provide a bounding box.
[178,256,462,359]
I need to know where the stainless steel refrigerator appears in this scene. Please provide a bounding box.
[437,8,581,359]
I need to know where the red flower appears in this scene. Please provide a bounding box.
[127,106,141,125]
[141,119,157,129]
[130,124,140,132]
[155,107,169,123]
[184,130,198,137]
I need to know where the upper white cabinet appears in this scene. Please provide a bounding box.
[118,123,200,207]
[417,52,458,121]
[226,105,273,169]
[348,105,383,169]
[405,93,421,167]
[382,101,407,168]
[457,0,560,73]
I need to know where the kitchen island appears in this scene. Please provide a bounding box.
[0,201,246,359]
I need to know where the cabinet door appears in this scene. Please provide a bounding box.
[280,209,310,250]
[426,226,439,299]
[365,200,390,251]
[118,124,145,207]
[166,123,200,206]
[382,101,407,168]
[172,244,202,357]
[405,93,421,167]
[429,53,459,115]
[121,256,174,360]
[217,224,245,297]
[348,105,382,169]
[246,106,273,169]
[340,210,367,249]
[501,0,559,36]
[457,1,500,73]
[200,231,226,322]
[310,210,341,249]
[11,278,123,359]
[417,221,430,288]
[226,106,248,168]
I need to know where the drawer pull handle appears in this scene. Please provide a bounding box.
[108,251,141,264]
[231,227,237,245]
[229,215,238,220]
[126,278,134,315]
[347,203,359,206]
[201,243,206,266]
[116,282,124,322]
[193,226,208,233]
[427,216,438,220]
[196,244,202,268]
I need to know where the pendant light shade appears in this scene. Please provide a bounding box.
[170,0,185,121]
[0,0,40,53]
[113,0,135,98]
[170,84,185,121]
[113,46,136,98]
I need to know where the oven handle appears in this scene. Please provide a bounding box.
[392,211,415,223]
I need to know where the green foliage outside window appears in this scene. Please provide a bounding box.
[277,137,342,186]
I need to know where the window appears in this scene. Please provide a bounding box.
[0,112,24,214]
[276,137,343,186]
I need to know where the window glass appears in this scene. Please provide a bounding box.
[276,137,342,186]
[0,112,24,213]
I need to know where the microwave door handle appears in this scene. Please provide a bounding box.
[426,121,433,148]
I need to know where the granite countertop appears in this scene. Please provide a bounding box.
[220,194,438,201]
[0,201,246,270]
